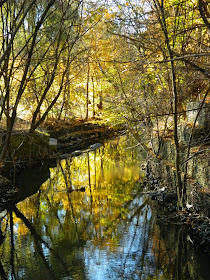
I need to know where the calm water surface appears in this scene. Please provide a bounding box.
[0,136,209,280]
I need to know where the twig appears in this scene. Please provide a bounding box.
[181,149,208,165]
[124,143,141,150]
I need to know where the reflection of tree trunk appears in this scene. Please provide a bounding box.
[65,159,73,190]
[87,153,93,215]
[0,261,7,280]
[174,229,182,280]
[0,215,7,278]
[139,207,150,268]
[33,189,42,239]
[128,198,148,222]
[122,206,148,274]
[59,161,70,190]
[60,160,79,236]
[12,206,67,272]
[87,153,91,188]
[134,206,151,280]
[10,211,16,280]
[58,160,78,233]
[66,192,79,238]
[100,156,105,182]
[34,238,57,280]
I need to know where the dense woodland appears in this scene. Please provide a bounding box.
[0,0,209,209]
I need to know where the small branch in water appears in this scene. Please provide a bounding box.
[56,187,85,193]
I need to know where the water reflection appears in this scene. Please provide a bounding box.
[0,136,209,280]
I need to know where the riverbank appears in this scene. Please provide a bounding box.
[44,118,121,153]
[0,119,121,178]
[144,150,210,254]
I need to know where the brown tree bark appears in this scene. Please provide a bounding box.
[153,0,183,208]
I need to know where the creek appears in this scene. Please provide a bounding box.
[0,135,209,280]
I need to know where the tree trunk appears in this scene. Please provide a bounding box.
[155,0,183,208]
[85,60,90,121]
[92,76,95,118]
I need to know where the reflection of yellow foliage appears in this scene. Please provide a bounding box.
[2,136,146,257]
[17,222,29,236]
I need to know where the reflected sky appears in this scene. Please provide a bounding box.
[84,202,154,280]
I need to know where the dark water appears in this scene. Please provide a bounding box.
[0,136,209,280]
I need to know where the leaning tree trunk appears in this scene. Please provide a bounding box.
[154,0,183,208]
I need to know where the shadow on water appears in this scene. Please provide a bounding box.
[0,160,55,212]
[0,135,209,280]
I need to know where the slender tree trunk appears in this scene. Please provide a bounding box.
[58,90,66,121]
[92,76,95,118]
[171,63,183,208]
[155,0,183,208]
[65,79,71,120]
[85,60,90,121]
[99,94,103,110]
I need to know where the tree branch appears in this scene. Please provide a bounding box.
[198,0,210,31]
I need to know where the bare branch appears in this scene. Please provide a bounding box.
[198,0,210,31]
